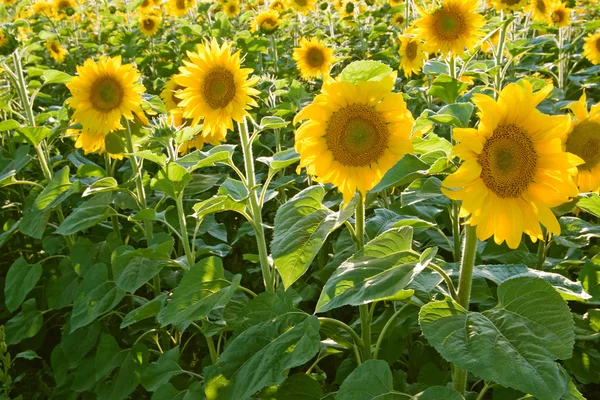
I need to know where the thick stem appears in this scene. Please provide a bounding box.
[451,203,461,262]
[239,117,274,293]
[176,195,194,268]
[355,196,371,361]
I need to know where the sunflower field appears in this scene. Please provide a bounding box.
[1,0,600,398]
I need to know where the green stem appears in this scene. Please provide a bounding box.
[373,303,411,359]
[475,381,492,400]
[451,203,461,262]
[452,224,478,395]
[535,233,547,271]
[318,317,363,348]
[355,196,371,361]
[239,117,274,293]
[105,152,121,240]
[176,195,194,268]
[494,14,509,96]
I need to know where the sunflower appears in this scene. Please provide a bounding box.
[66,56,146,141]
[70,128,123,159]
[550,3,571,28]
[490,0,527,12]
[294,72,417,205]
[293,38,334,80]
[1,0,16,6]
[161,77,185,112]
[168,0,195,17]
[223,0,240,17]
[289,0,316,14]
[45,39,68,63]
[528,0,550,22]
[140,0,160,9]
[0,31,8,50]
[53,0,75,13]
[269,0,287,13]
[398,35,426,77]
[392,13,405,26]
[251,10,281,34]
[414,0,485,56]
[583,32,600,65]
[562,92,600,192]
[33,1,54,16]
[167,110,212,153]
[139,10,162,37]
[388,0,402,7]
[175,39,260,144]
[442,81,581,249]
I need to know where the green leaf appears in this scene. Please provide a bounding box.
[141,346,184,392]
[82,177,119,197]
[271,186,338,289]
[218,178,249,201]
[428,74,468,104]
[587,309,600,332]
[416,386,464,400]
[176,144,235,172]
[193,195,247,218]
[257,148,300,174]
[121,295,166,328]
[42,69,72,85]
[151,162,193,199]
[15,350,41,360]
[95,334,127,382]
[577,194,600,218]
[56,192,112,235]
[275,374,323,400]
[34,166,72,211]
[0,119,21,132]
[316,227,419,313]
[157,257,240,327]
[103,344,149,400]
[429,103,474,128]
[4,257,42,313]
[17,126,51,146]
[134,150,168,167]
[260,116,288,130]
[205,313,320,400]
[371,154,430,193]
[4,298,43,345]
[419,277,575,400]
[340,60,393,85]
[337,360,404,399]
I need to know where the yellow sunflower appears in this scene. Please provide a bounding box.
[33,1,54,15]
[550,2,571,28]
[583,32,600,65]
[168,110,212,153]
[562,92,600,192]
[398,35,426,77]
[168,0,195,17]
[414,0,485,56]
[251,10,281,34]
[269,0,287,13]
[160,76,184,112]
[388,0,402,7]
[223,0,241,17]
[491,0,528,12]
[442,81,581,249]
[53,0,75,13]
[294,72,417,205]
[139,11,162,37]
[175,39,260,144]
[140,0,161,9]
[0,31,8,49]
[1,0,16,5]
[293,38,334,80]
[66,56,146,139]
[70,128,123,159]
[289,0,316,14]
[45,39,68,63]
[392,13,405,26]
[528,0,550,22]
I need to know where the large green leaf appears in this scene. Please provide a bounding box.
[275,374,323,400]
[4,298,43,345]
[204,313,320,400]
[271,186,338,289]
[34,166,73,211]
[419,277,575,400]
[340,60,393,85]
[55,192,112,235]
[99,344,149,400]
[120,295,166,328]
[141,346,185,392]
[176,144,235,171]
[151,162,193,199]
[577,194,600,218]
[4,257,42,313]
[316,227,420,313]
[337,360,405,399]
[157,257,240,327]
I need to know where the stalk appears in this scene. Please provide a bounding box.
[494,15,509,96]
[355,196,371,361]
[176,194,194,268]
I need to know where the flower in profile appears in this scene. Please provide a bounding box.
[583,31,600,65]
[562,92,600,192]
[160,76,184,112]
[442,81,582,249]
[398,35,426,77]
[139,10,162,37]
[289,0,316,14]
[491,0,527,12]
[168,0,195,17]
[528,0,550,22]
[550,2,571,28]
[66,56,147,140]
[223,0,240,18]
[293,38,334,80]
[45,39,68,63]
[294,71,417,205]
[251,10,281,34]
[175,39,260,144]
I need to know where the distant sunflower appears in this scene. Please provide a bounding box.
[45,39,68,63]
[550,3,571,28]
[269,0,287,13]
[251,10,281,34]
[563,92,600,192]
[388,0,402,7]
[33,1,53,16]
[139,11,161,36]
[491,0,528,12]
[140,0,160,9]
[392,13,405,26]
[289,0,316,14]
[53,0,75,13]
[293,38,333,79]
[175,39,260,144]
[67,56,146,139]
[414,0,485,56]
[223,0,240,17]
[160,76,184,112]
[294,72,417,205]
[0,31,8,49]
[583,32,600,65]
[398,36,426,77]
[528,0,550,22]
[442,81,581,249]
[168,0,195,17]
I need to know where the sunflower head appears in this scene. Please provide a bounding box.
[563,92,600,192]
[293,37,334,80]
[550,3,571,28]
[223,1,241,17]
[33,1,54,16]
[388,0,402,7]
[0,29,17,55]
[491,0,527,12]
[583,32,600,65]
[289,0,316,14]
[528,0,550,22]
[251,10,281,34]
[160,76,185,112]
[398,35,426,77]
[442,80,582,249]
[294,65,417,205]
[269,0,287,13]
[174,39,260,144]
[392,13,405,26]
[168,0,195,17]
[139,11,162,37]
[45,39,68,63]
[53,0,75,13]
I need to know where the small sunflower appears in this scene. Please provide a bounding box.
[583,32,600,65]
[140,0,160,9]
[269,0,287,13]
[223,1,241,17]
[175,39,260,144]
[251,10,281,34]
[161,76,185,112]
[563,92,600,192]
[33,1,53,16]
[442,81,581,249]
[168,0,195,17]
[67,56,146,138]
[139,11,162,37]
[294,72,417,205]
[53,0,75,13]
[491,0,528,12]
[388,0,402,7]
[528,0,550,22]
[414,0,485,56]
[0,31,9,49]
[398,35,426,77]
[293,38,334,80]
[550,3,571,28]
[392,13,405,26]
[45,39,68,63]
[289,0,316,14]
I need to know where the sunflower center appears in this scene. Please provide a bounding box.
[405,40,418,60]
[551,10,564,23]
[325,104,389,167]
[394,15,405,24]
[143,18,155,30]
[142,0,150,6]
[596,38,600,52]
[536,0,546,13]
[433,9,464,39]
[202,67,236,109]
[229,4,236,12]
[478,124,537,198]
[261,18,278,30]
[176,0,186,9]
[90,77,124,112]
[501,0,520,5]
[306,47,325,68]
[295,0,307,6]
[566,120,600,170]
[58,0,70,10]
[50,42,60,53]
